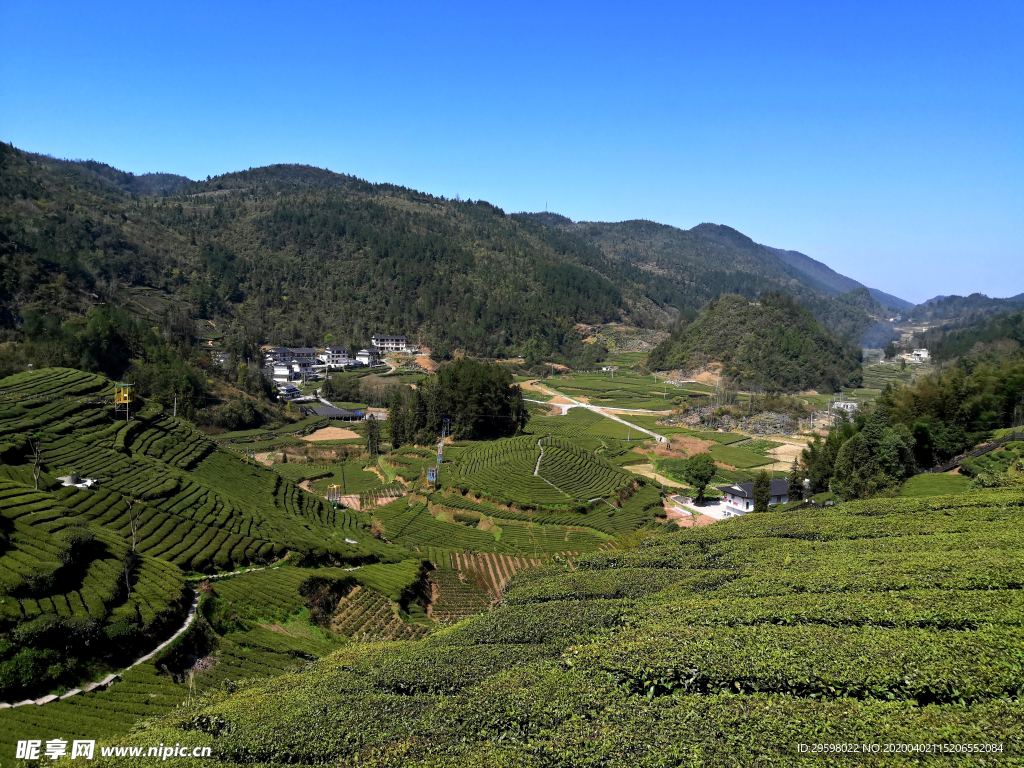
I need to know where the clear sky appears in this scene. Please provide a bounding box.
[2,1,1021,304]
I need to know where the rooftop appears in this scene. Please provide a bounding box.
[717,479,789,499]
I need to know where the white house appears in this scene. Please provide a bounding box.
[356,348,380,366]
[371,334,406,353]
[264,347,292,364]
[717,479,789,512]
[324,346,350,366]
[272,364,298,383]
[912,348,930,362]
[277,384,302,401]
[832,400,859,416]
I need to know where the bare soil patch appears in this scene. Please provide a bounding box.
[548,395,577,405]
[302,427,360,441]
[653,435,714,459]
[415,355,438,372]
[767,442,804,471]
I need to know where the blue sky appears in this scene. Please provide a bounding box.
[2,0,1021,304]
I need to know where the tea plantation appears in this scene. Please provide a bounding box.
[0,367,673,751]
[86,487,1024,765]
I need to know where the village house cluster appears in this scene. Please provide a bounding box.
[261,334,410,400]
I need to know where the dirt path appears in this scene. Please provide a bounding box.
[626,463,688,488]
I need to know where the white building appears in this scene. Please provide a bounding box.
[356,348,380,366]
[277,384,302,401]
[272,364,297,383]
[324,346,350,366]
[371,334,407,353]
[912,348,930,362]
[264,347,292,364]
[832,400,859,416]
[290,347,318,363]
[717,480,789,512]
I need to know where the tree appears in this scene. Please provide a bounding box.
[126,499,140,551]
[753,471,772,512]
[884,342,899,360]
[366,417,381,457]
[787,459,805,501]
[29,434,43,490]
[682,453,717,503]
[388,388,408,449]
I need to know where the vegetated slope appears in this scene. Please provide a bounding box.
[914,308,1024,362]
[0,144,686,363]
[523,215,903,344]
[907,292,1024,324]
[25,153,192,196]
[647,293,863,391]
[0,367,411,700]
[766,246,914,311]
[97,488,1024,765]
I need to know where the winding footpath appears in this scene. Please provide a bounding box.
[1,564,283,709]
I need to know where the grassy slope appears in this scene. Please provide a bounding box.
[92,488,1024,766]
[899,473,972,497]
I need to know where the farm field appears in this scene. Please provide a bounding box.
[899,472,972,497]
[307,461,385,495]
[706,443,774,469]
[961,441,1024,477]
[540,370,687,410]
[104,487,1024,763]
[0,366,697,747]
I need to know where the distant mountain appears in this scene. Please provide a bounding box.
[647,292,862,392]
[0,145,687,367]
[523,215,903,346]
[907,293,1024,324]
[765,246,913,312]
[867,288,914,313]
[915,308,1024,362]
[25,153,192,195]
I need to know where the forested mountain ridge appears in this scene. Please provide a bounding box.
[647,292,863,391]
[914,308,1024,362]
[2,143,903,369]
[907,292,1024,325]
[0,145,684,364]
[522,214,905,345]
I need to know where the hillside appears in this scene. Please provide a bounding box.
[2,144,909,370]
[647,293,863,391]
[907,292,1024,324]
[82,487,1024,765]
[524,216,905,344]
[0,364,676,744]
[767,246,913,312]
[914,308,1024,362]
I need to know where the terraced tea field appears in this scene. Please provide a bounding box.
[0,366,676,749]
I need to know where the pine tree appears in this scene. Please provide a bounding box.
[753,470,772,512]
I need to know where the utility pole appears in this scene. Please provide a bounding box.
[173,393,177,418]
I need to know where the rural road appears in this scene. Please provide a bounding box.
[526,382,668,443]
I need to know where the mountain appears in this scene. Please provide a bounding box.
[914,308,1024,361]
[526,216,903,345]
[25,152,192,196]
[646,292,863,391]
[0,143,903,373]
[765,246,914,312]
[1,145,682,367]
[907,293,1024,324]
